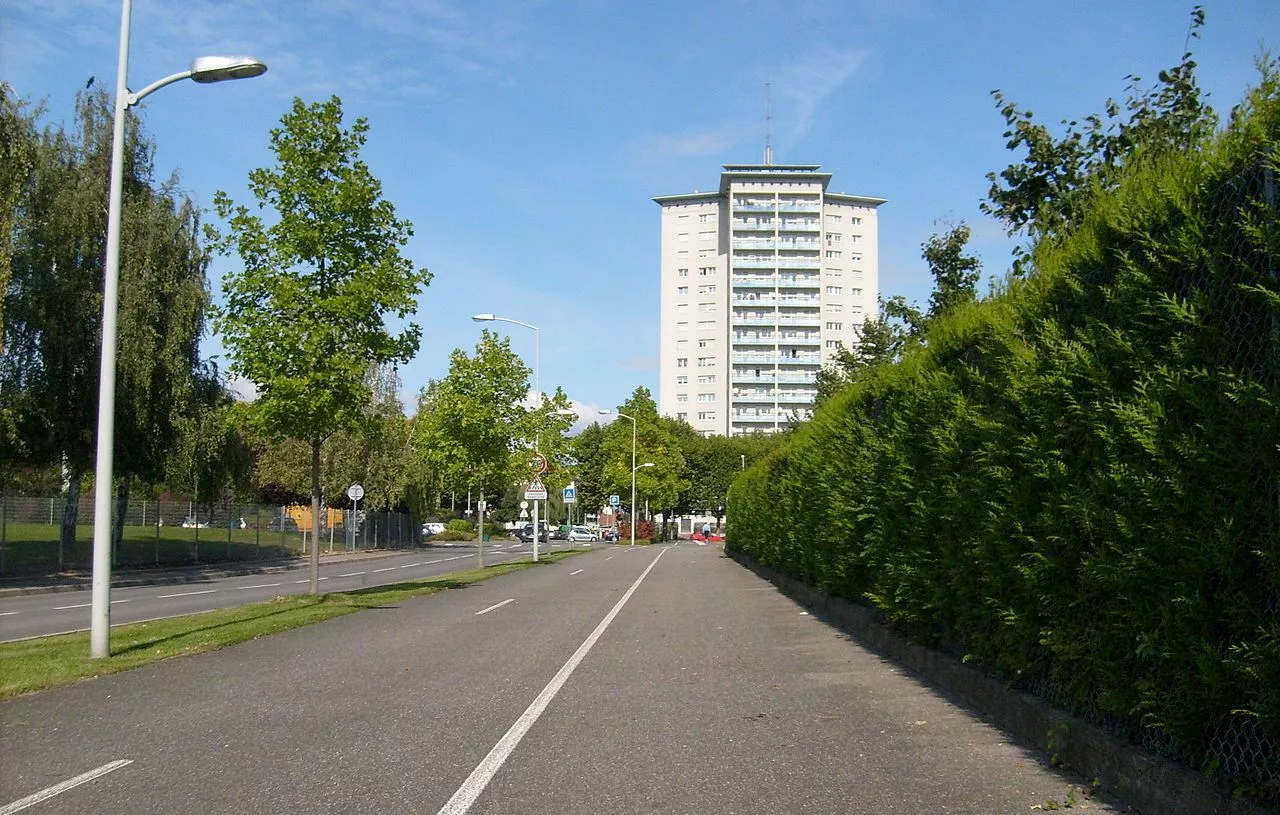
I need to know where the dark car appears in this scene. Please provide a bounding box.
[550,526,568,540]
[513,524,535,542]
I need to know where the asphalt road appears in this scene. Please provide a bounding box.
[0,545,1125,814]
[0,541,574,642]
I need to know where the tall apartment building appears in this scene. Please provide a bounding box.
[654,164,885,436]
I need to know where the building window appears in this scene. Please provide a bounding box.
[698,393,716,403]
[827,214,842,224]
[677,339,688,348]
[697,357,714,367]
[851,288,863,296]
[826,269,841,278]
[850,216,862,225]
[677,286,689,295]
[698,249,712,258]
[698,320,715,329]
[677,412,688,421]
[697,411,716,421]
[825,250,841,259]
[826,322,843,331]
[699,231,716,240]
[676,375,688,385]
[826,340,842,349]
[849,234,861,242]
[698,302,717,312]
[826,233,841,243]
[678,268,689,277]
[676,394,689,403]
[677,358,688,367]
[699,285,716,295]
[698,374,716,384]
[678,214,689,221]
[676,321,689,329]
[826,286,842,295]
[699,266,715,276]
[699,213,713,223]
[678,250,689,257]
[827,304,843,313]
[698,339,714,348]
[677,233,689,242]
[676,303,689,312]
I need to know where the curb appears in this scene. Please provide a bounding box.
[726,549,1267,815]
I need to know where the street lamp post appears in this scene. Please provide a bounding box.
[600,409,643,545]
[90,0,266,659]
[472,313,544,561]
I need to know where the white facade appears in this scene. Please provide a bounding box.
[655,164,884,436]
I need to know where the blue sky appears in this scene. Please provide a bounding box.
[3,0,1274,427]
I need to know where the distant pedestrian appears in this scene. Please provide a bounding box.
[702,521,711,538]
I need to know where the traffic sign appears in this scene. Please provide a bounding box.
[347,484,365,501]
[609,494,620,507]
[563,486,577,504]
[525,479,548,500]
[530,453,548,474]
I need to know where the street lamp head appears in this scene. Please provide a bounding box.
[190,56,267,83]
[471,313,496,322]
[598,409,612,415]
[636,462,656,471]
[553,408,578,417]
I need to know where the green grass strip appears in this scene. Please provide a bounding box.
[0,551,582,701]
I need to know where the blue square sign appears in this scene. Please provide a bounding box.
[609,494,621,507]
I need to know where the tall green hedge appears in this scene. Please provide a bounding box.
[729,75,1280,795]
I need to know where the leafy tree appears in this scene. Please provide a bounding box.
[569,422,608,518]
[922,222,981,318]
[600,387,687,533]
[208,96,430,592]
[413,331,532,521]
[982,6,1215,268]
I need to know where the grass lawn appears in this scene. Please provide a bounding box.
[0,551,582,701]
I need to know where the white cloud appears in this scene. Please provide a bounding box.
[226,376,258,402]
[630,130,733,162]
[775,45,872,144]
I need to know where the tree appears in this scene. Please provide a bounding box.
[208,96,431,593]
[922,222,981,318]
[569,422,608,519]
[600,387,686,537]
[413,331,532,524]
[982,6,1216,268]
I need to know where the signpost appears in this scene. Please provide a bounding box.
[528,454,548,561]
[346,484,364,552]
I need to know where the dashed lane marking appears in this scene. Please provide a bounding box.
[235,583,283,590]
[155,590,216,599]
[336,572,366,578]
[475,599,515,616]
[569,569,584,576]
[0,759,133,815]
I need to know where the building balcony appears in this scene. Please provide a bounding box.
[731,276,777,288]
[776,278,820,289]
[731,220,775,231]
[731,393,776,403]
[776,390,817,402]
[732,201,775,212]
[731,238,777,250]
[732,334,776,345]
[777,202,821,212]
[733,412,785,422]
[775,239,820,249]
[733,258,781,270]
[776,257,821,269]
[778,335,821,346]
[774,372,818,383]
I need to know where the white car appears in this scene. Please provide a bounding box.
[566,525,597,542]
[422,522,446,536]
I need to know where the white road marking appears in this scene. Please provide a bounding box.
[373,567,396,573]
[0,611,17,617]
[606,557,614,561]
[437,547,668,815]
[426,559,443,564]
[155,590,216,599]
[52,603,89,610]
[336,571,366,578]
[398,563,422,568]
[294,579,309,584]
[235,583,283,590]
[569,569,584,576]
[0,759,133,815]
[475,599,514,616]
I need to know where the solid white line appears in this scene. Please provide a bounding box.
[437,548,667,815]
[569,569,584,576]
[294,579,308,584]
[0,759,133,815]
[235,583,282,590]
[0,611,17,617]
[336,572,366,578]
[425,559,443,564]
[398,563,421,568]
[475,599,515,616]
[155,590,216,599]
[110,599,131,605]
[52,603,89,610]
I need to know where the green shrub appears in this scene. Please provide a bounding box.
[728,71,1280,795]
[445,519,471,533]
[430,529,472,542]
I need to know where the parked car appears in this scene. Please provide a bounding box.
[514,524,536,542]
[549,526,568,540]
[567,525,597,542]
[422,522,446,536]
[600,528,619,542]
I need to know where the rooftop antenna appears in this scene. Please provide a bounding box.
[763,82,774,165]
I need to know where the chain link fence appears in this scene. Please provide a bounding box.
[0,493,423,579]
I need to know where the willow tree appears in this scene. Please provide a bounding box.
[208,96,431,593]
